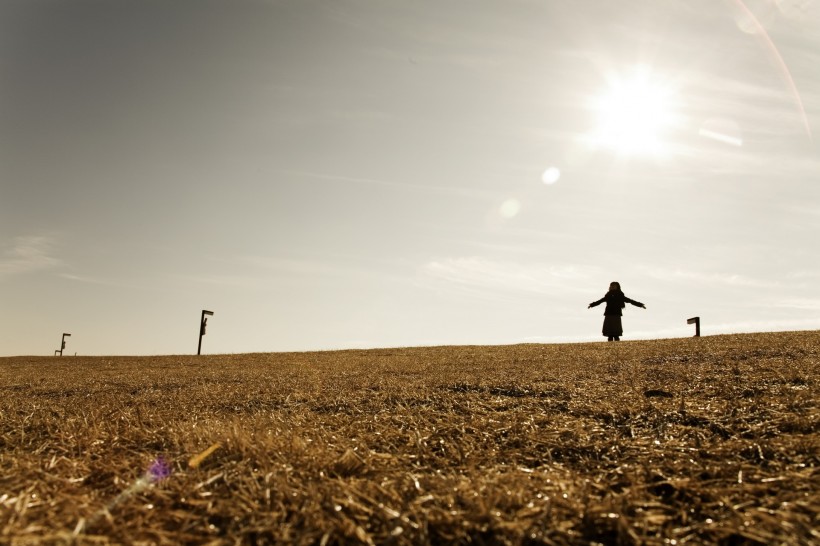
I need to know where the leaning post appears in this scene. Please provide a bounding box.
[197,310,214,355]
[57,333,71,356]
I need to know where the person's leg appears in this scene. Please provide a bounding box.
[607,337,613,341]
[614,336,620,341]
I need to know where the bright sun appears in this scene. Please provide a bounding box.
[589,66,677,156]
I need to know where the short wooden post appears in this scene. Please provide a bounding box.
[687,317,700,337]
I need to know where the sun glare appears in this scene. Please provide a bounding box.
[589,66,678,156]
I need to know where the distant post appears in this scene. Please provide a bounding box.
[57,333,71,356]
[687,317,701,337]
[197,310,214,355]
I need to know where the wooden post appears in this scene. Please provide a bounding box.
[58,333,71,356]
[197,310,214,355]
[687,317,700,337]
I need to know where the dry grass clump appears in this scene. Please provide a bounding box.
[1,331,818,545]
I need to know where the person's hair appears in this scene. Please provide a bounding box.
[609,281,621,292]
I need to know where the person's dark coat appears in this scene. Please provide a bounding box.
[589,290,644,316]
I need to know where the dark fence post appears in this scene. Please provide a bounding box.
[687,317,700,337]
[57,333,71,356]
[197,310,214,355]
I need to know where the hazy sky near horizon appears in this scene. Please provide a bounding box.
[2,0,819,356]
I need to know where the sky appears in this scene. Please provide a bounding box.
[1,0,819,356]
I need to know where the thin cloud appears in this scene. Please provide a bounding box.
[175,253,399,290]
[238,254,401,282]
[58,273,146,290]
[639,266,781,289]
[684,71,809,140]
[773,298,820,311]
[174,273,273,290]
[368,46,504,71]
[237,255,359,276]
[703,318,820,334]
[617,318,820,340]
[785,269,820,280]
[282,169,497,199]
[782,202,820,218]
[0,235,61,278]
[421,257,598,297]
[59,273,110,285]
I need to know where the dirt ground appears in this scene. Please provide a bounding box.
[1,331,818,545]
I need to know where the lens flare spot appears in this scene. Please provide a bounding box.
[542,166,561,185]
[699,118,743,147]
[736,12,761,34]
[499,199,521,219]
[148,457,172,481]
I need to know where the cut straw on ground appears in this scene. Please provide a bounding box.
[1,331,817,544]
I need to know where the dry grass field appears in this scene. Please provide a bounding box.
[1,331,818,545]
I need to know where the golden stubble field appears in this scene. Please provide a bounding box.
[1,331,818,545]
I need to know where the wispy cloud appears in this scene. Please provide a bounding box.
[175,253,398,290]
[0,235,61,278]
[368,46,504,72]
[237,255,357,275]
[686,68,800,126]
[57,273,146,290]
[782,203,820,218]
[773,298,820,311]
[420,257,598,299]
[786,269,820,280]
[612,317,820,340]
[173,272,274,290]
[701,318,820,334]
[638,266,781,289]
[282,169,497,199]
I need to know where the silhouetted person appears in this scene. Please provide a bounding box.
[588,281,646,341]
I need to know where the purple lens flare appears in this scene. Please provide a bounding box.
[147,457,172,482]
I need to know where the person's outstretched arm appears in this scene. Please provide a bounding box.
[588,297,605,309]
[625,296,646,309]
